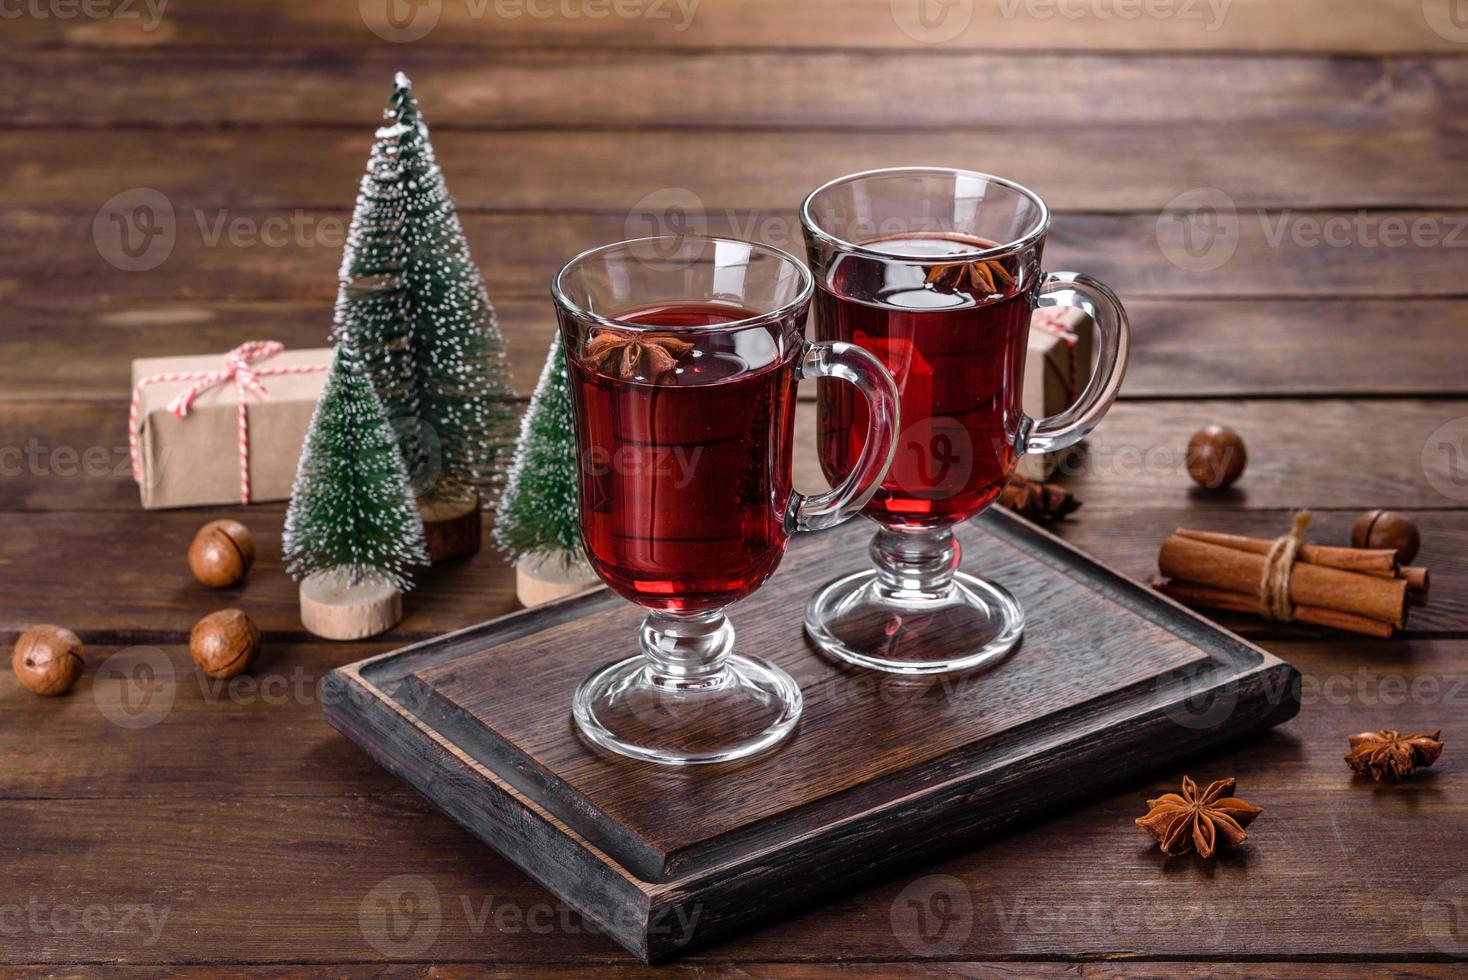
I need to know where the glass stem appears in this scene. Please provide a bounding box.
[871,527,960,600]
[639,609,734,689]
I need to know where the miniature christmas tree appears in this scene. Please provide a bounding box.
[283,344,429,596]
[495,334,584,568]
[332,72,517,507]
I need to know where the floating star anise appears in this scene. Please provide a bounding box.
[1345,729,1443,782]
[582,328,694,381]
[1135,775,1262,858]
[925,259,1015,295]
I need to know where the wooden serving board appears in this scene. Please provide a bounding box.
[324,509,1300,962]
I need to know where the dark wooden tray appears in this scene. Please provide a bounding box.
[324,508,1300,962]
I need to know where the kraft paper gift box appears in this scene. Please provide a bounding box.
[130,345,331,509]
[1018,307,1093,481]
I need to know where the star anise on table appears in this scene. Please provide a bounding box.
[1000,475,1081,522]
[1135,775,1262,858]
[1345,729,1444,782]
[925,259,1015,295]
[582,328,694,381]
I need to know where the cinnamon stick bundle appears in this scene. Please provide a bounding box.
[1154,522,1427,637]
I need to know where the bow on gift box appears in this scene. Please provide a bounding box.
[129,341,330,505]
[1031,306,1081,403]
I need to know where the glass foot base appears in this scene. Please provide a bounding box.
[573,647,802,766]
[804,568,1024,675]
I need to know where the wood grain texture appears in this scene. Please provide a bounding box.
[8,50,1466,130]
[0,623,1461,959]
[4,398,1463,514]
[1,0,1457,52]
[7,297,1468,402]
[5,0,1468,969]
[9,128,1466,212]
[14,207,1468,316]
[332,511,1298,960]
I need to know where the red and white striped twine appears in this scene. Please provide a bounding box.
[129,340,329,504]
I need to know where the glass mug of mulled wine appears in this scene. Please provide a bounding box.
[800,167,1130,674]
[552,236,899,765]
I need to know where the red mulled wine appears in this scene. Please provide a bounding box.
[816,234,1035,530]
[568,302,800,612]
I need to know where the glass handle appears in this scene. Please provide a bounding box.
[1019,272,1130,457]
[790,341,899,533]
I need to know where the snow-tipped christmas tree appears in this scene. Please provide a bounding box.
[332,72,517,505]
[283,344,429,592]
[494,334,585,571]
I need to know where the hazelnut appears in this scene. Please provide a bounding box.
[190,609,260,679]
[1352,509,1420,565]
[1186,424,1248,490]
[13,625,84,696]
[188,519,255,588]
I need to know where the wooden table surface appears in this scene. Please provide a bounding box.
[4,1,1466,975]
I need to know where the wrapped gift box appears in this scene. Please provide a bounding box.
[131,344,331,509]
[1018,307,1093,481]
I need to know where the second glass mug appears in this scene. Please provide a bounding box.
[552,236,899,765]
[801,167,1130,675]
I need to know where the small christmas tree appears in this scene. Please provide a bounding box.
[332,72,517,505]
[283,345,429,593]
[494,334,585,571]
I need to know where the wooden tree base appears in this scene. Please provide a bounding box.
[515,551,601,608]
[299,572,402,640]
[419,493,482,563]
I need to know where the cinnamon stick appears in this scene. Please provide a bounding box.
[1158,535,1408,627]
[1174,528,1398,576]
[1153,579,1396,639]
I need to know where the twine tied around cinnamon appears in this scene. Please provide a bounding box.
[1257,511,1313,621]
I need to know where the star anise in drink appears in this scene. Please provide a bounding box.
[581,328,694,381]
[1135,775,1262,858]
[1345,729,1443,782]
[925,259,1015,295]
